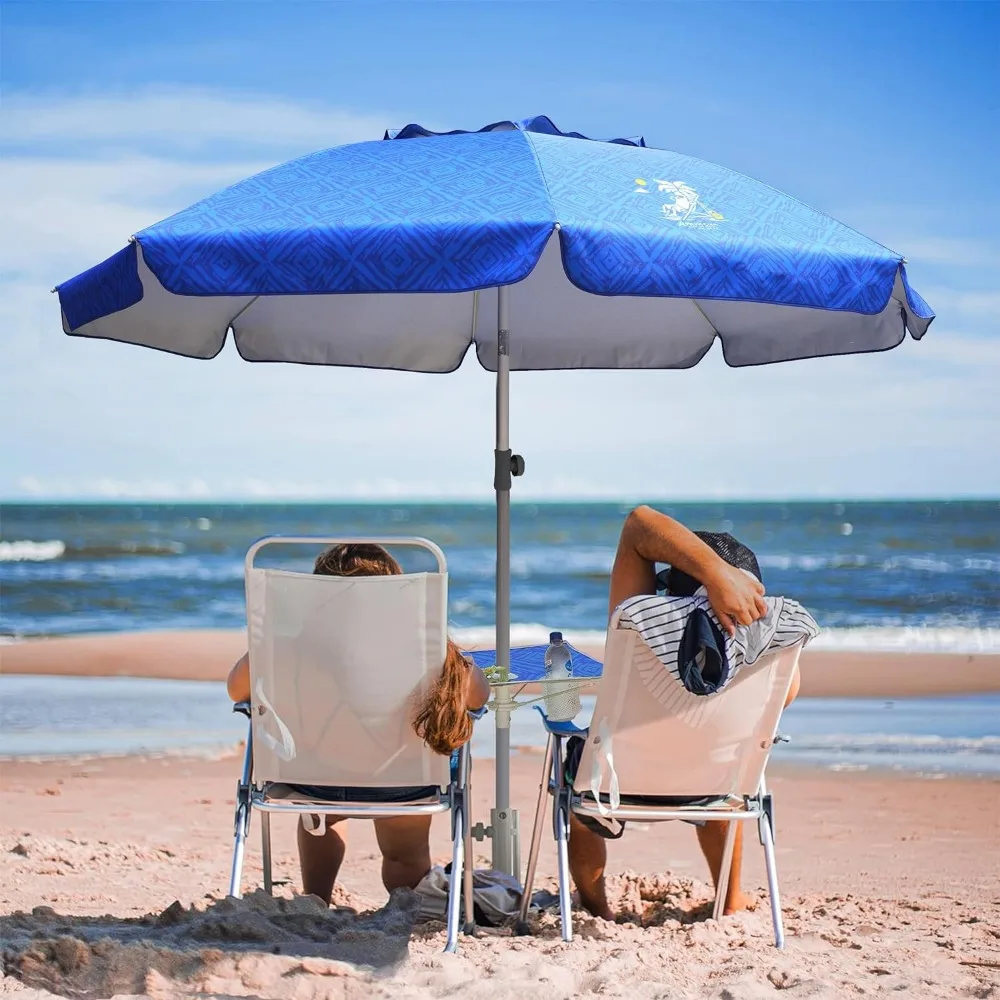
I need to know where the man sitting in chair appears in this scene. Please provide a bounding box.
[569,506,818,920]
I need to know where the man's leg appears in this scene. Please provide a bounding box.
[695,665,801,914]
[696,821,752,914]
[297,815,347,904]
[569,507,685,920]
[373,815,433,891]
[568,814,614,920]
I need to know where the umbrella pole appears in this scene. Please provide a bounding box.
[491,284,518,877]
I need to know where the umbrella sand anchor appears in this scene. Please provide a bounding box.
[491,287,525,875]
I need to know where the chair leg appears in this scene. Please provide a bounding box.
[229,802,249,899]
[261,811,273,895]
[711,820,739,922]
[517,734,555,926]
[444,799,465,954]
[555,793,573,943]
[760,809,785,949]
[462,760,475,934]
[229,717,253,899]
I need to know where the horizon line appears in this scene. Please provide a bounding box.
[3,494,998,506]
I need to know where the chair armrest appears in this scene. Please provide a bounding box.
[233,701,252,719]
[532,705,588,737]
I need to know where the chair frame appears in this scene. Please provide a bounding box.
[519,725,785,946]
[519,630,803,948]
[227,535,476,953]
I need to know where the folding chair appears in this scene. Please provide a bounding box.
[520,605,804,947]
[228,536,476,953]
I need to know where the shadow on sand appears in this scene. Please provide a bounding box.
[0,889,420,998]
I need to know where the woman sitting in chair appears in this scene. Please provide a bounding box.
[226,542,490,904]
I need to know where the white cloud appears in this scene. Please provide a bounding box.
[898,236,1000,268]
[917,288,1000,323]
[830,204,1000,272]
[1,156,274,279]
[1,87,395,153]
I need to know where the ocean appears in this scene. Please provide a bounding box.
[1,500,998,773]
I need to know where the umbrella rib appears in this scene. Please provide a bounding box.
[230,295,261,327]
[691,299,720,340]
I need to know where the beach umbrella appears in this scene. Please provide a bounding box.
[55,115,934,876]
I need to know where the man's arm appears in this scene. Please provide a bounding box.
[609,506,768,634]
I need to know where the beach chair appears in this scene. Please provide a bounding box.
[519,605,804,947]
[228,536,476,953]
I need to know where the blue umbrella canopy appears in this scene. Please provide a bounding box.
[57,115,932,371]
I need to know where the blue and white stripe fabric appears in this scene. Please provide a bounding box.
[56,116,934,373]
[616,589,820,694]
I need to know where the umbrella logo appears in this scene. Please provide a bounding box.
[634,178,725,228]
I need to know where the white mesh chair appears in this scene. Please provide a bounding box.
[519,606,804,947]
[229,536,476,953]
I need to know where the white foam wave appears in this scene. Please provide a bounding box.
[451,623,607,650]
[0,540,66,562]
[810,627,1000,654]
[789,734,1000,752]
[758,553,1000,574]
[452,624,1000,655]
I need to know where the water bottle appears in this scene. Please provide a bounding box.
[543,631,581,722]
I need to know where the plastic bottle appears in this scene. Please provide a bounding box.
[543,631,582,722]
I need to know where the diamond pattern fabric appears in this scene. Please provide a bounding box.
[57,118,934,369]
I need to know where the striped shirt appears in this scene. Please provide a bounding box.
[616,589,819,692]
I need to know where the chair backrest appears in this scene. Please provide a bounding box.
[245,536,451,790]
[576,624,803,799]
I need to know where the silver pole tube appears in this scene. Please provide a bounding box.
[491,285,515,875]
[496,285,511,682]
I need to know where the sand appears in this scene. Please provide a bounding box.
[3,629,999,698]
[2,752,998,999]
[3,630,999,996]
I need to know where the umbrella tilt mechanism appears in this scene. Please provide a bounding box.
[494,450,526,491]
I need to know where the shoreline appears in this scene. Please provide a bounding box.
[1,744,998,782]
[2,628,998,698]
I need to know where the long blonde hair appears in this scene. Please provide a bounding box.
[314,542,471,756]
[413,640,474,755]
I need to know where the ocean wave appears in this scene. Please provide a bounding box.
[758,553,1000,574]
[810,626,1000,654]
[0,539,193,563]
[450,624,1000,654]
[63,541,188,558]
[0,540,66,562]
[446,546,617,581]
[786,734,1000,753]
[451,623,607,649]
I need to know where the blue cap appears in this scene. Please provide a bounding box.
[549,631,563,642]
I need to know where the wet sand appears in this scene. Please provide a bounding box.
[3,628,998,698]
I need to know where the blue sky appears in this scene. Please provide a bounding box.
[2,1,997,500]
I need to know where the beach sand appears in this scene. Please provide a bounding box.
[3,630,999,997]
[2,751,998,999]
[3,629,999,697]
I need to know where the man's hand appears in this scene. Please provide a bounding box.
[704,563,768,636]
